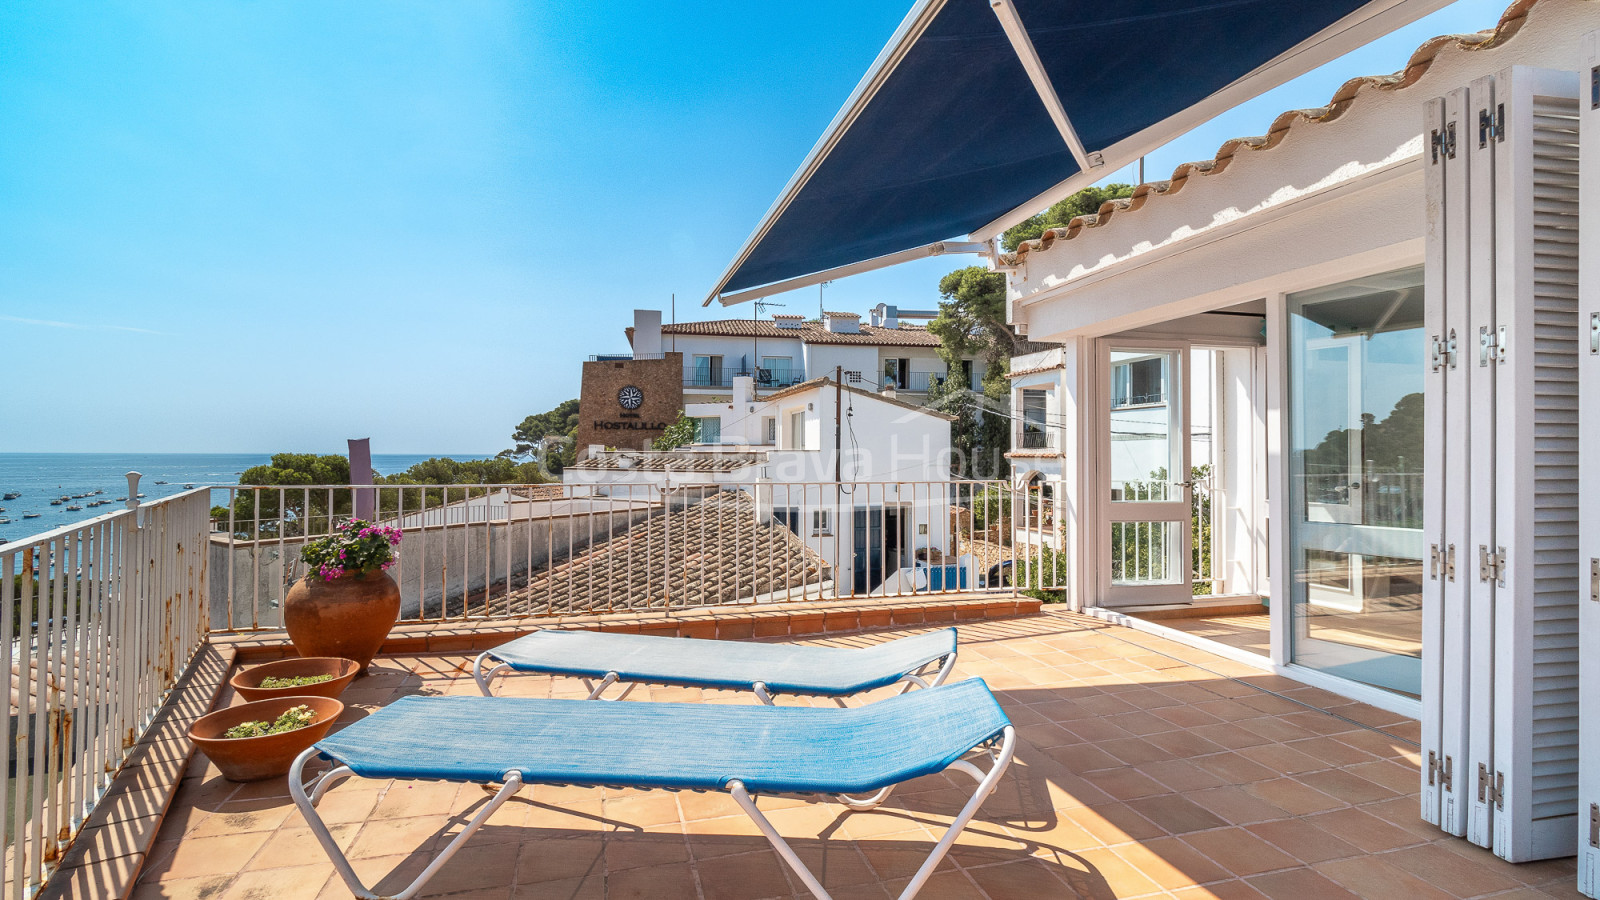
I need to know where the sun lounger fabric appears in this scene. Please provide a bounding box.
[312,677,1007,795]
[485,627,956,695]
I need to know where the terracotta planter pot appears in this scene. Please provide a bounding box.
[189,696,343,782]
[283,570,400,673]
[230,657,361,703]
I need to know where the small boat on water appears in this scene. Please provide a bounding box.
[49,500,62,506]
[22,513,40,519]
[154,480,168,485]
[2,492,19,500]
[183,483,196,489]
[0,517,10,524]
[135,493,146,498]
[66,505,82,511]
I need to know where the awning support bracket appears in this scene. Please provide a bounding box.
[989,0,1101,172]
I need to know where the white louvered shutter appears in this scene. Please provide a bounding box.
[1490,64,1582,865]
[1420,87,1474,839]
[1576,33,1600,899]
[1465,72,1503,851]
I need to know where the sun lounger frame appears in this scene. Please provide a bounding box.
[470,629,959,705]
[289,709,1013,900]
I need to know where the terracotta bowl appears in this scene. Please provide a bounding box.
[230,657,360,703]
[189,696,344,782]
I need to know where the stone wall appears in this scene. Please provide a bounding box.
[575,352,684,457]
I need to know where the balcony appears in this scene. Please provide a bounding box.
[1019,430,1053,450]
[685,366,806,391]
[6,482,1580,900]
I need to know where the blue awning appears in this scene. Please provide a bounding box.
[705,0,1446,305]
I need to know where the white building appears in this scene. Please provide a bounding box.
[621,306,985,403]
[564,375,967,594]
[994,1,1600,876]
[701,0,1600,885]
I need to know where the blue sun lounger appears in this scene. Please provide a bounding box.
[291,678,1014,900]
[472,627,959,704]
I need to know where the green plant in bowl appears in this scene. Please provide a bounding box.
[222,704,318,739]
[256,673,336,690]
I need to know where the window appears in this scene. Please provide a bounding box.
[883,358,909,389]
[694,417,721,444]
[961,360,976,390]
[1110,357,1165,408]
[1020,389,1049,448]
[760,356,795,387]
[786,410,806,450]
[762,417,776,444]
[811,509,832,536]
[691,355,724,387]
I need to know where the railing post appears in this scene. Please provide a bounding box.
[124,472,142,528]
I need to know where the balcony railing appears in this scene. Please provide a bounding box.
[0,475,1077,894]
[684,367,805,390]
[1019,430,1053,450]
[0,488,211,894]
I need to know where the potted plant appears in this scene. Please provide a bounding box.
[229,657,362,702]
[283,519,403,674]
[189,696,344,781]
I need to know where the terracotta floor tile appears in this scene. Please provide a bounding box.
[509,876,606,900]
[1293,770,1397,806]
[1111,836,1232,889]
[1243,778,1346,816]
[1125,795,1230,835]
[1192,752,1280,785]
[1076,845,1165,895]
[1244,819,1363,865]
[130,874,236,900]
[515,835,606,883]
[242,824,358,871]
[1183,787,1290,826]
[1244,866,1360,900]
[1284,737,1379,768]
[1172,880,1271,900]
[141,831,273,880]
[1091,767,1173,801]
[220,864,333,900]
[1379,844,1523,898]
[1138,760,1228,794]
[964,857,1079,898]
[1063,803,1165,844]
[695,849,794,900]
[1304,808,1427,854]
[1312,856,1458,900]
[1180,828,1299,877]
[879,870,986,900]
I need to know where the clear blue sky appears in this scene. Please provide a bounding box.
[0,0,1507,454]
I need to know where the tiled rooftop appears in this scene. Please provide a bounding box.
[134,610,1579,900]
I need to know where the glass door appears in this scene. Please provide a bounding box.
[1286,267,1425,696]
[1105,347,1193,606]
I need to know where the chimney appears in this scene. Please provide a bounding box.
[822,311,860,334]
[870,304,898,329]
[773,314,804,330]
[732,374,754,407]
[633,309,663,357]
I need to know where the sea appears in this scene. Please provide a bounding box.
[0,452,490,544]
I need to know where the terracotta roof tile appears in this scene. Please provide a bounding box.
[570,452,763,472]
[632,319,944,347]
[1009,0,1539,265]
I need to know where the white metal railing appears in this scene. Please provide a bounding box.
[206,480,1062,630]
[0,486,210,896]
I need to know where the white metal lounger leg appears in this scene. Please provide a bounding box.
[289,747,524,900]
[472,651,511,696]
[727,724,1016,900]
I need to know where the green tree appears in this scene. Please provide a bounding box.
[1000,183,1136,252]
[652,412,699,451]
[507,398,581,473]
[927,267,1017,478]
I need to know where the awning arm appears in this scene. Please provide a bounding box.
[714,241,990,307]
[988,0,1100,174]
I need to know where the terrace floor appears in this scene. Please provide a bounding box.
[133,610,1580,900]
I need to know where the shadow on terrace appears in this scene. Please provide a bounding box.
[130,612,1578,900]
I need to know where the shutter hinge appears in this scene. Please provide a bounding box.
[1430,544,1441,580]
[1428,752,1455,791]
[1479,764,1504,809]
[1590,558,1599,602]
[1431,336,1443,372]
[1478,105,1505,147]
[1478,546,1506,586]
[1590,803,1599,848]
[1434,330,1459,371]
[1432,121,1458,162]
[1446,544,1457,582]
[1479,326,1499,365]
[1590,313,1599,355]
[1591,65,1599,110]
